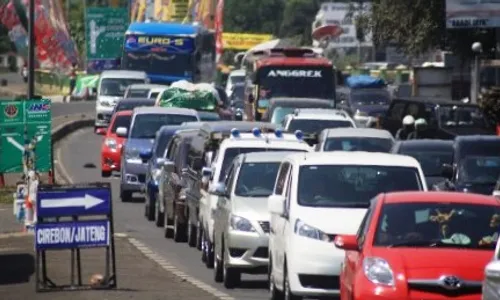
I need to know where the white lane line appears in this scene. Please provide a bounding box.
[128,238,235,300]
[56,146,74,184]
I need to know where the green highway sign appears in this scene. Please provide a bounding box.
[0,99,52,173]
[85,7,129,60]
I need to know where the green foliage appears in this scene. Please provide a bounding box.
[0,24,13,54]
[224,0,285,35]
[67,1,85,56]
[279,0,323,46]
[479,87,500,124]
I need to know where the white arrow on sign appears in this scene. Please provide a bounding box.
[40,194,104,210]
[6,137,25,152]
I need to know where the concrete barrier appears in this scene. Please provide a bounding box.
[51,115,94,144]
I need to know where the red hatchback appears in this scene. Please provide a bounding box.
[97,110,132,177]
[335,191,500,300]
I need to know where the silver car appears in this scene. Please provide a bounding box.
[211,151,292,289]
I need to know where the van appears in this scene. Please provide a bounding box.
[95,70,148,130]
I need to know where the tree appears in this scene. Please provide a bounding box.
[224,0,285,35]
[479,87,500,126]
[279,0,323,46]
[0,24,13,54]
[66,0,85,58]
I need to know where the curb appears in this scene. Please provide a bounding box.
[51,115,94,144]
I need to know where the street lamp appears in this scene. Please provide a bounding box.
[471,42,482,104]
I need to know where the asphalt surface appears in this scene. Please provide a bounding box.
[58,128,269,300]
[52,101,95,118]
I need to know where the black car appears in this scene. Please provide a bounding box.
[380,97,495,139]
[391,139,453,187]
[434,135,500,195]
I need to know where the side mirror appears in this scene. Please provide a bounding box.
[139,149,152,161]
[485,260,500,281]
[156,158,165,166]
[441,163,454,179]
[116,127,128,137]
[202,167,212,177]
[163,160,175,173]
[493,190,500,199]
[95,127,107,135]
[334,234,359,251]
[268,194,286,216]
[192,157,204,170]
[209,182,226,196]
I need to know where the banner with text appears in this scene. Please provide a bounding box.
[446,0,500,28]
[223,33,273,50]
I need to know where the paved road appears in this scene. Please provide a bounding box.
[58,128,269,300]
[52,101,95,118]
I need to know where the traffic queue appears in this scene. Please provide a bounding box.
[92,72,500,300]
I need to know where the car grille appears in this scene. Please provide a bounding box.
[298,274,340,290]
[253,247,268,258]
[258,221,270,233]
[137,174,146,183]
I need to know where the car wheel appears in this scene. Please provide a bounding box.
[284,265,301,300]
[155,197,164,227]
[269,257,284,300]
[173,214,186,242]
[120,189,132,203]
[187,219,197,247]
[223,245,241,289]
[213,238,223,283]
[196,221,203,251]
[146,195,155,221]
[200,229,207,262]
[204,233,214,268]
[101,170,111,178]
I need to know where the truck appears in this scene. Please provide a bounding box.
[122,22,216,84]
[243,48,336,121]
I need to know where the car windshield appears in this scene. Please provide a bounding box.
[230,86,245,101]
[457,156,500,184]
[130,114,198,139]
[111,115,132,133]
[351,89,390,105]
[271,107,296,125]
[400,150,452,177]
[155,133,174,155]
[100,78,145,97]
[116,101,154,112]
[199,113,220,121]
[219,148,307,181]
[374,202,500,250]
[438,106,490,128]
[288,119,353,134]
[229,75,245,85]
[235,162,281,197]
[298,165,422,208]
[126,89,149,98]
[324,137,393,153]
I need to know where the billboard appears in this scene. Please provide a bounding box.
[446,0,500,28]
[222,33,273,50]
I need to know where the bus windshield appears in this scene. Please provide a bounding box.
[256,66,335,108]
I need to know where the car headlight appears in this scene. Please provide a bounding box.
[230,215,256,232]
[355,109,368,117]
[363,257,395,286]
[294,219,330,242]
[99,100,112,107]
[104,138,117,149]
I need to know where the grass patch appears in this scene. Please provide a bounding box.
[0,186,15,204]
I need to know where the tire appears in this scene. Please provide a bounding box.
[201,228,207,262]
[284,266,302,300]
[101,170,111,178]
[173,214,187,242]
[187,219,197,247]
[204,233,214,268]
[223,244,241,289]
[120,189,132,203]
[146,196,155,221]
[196,222,203,251]
[155,197,164,227]
[269,257,284,300]
[213,238,223,283]
[164,209,173,239]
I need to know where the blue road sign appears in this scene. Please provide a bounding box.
[37,186,111,218]
[35,220,110,250]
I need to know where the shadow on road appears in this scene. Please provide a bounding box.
[238,279,268,290]
[0,253,35,285]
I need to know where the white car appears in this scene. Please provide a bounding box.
[123,83,168,99]
[315,127,394,152]
[268,151,427,299]
[95,70,148,129]
[212,151,292,288]
[483,237,500,300]
[199,129,313,269]
[225,69,245,98]
[282,108,356,135]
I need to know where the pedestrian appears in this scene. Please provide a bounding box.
[395,115,415,140]
[69,63,77,96]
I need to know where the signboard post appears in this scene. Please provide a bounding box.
[0,99,52,174]
[84,7,129,73]
[35,182,117,291]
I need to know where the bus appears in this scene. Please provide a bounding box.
[122,22,216,84]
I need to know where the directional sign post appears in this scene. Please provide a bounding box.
[35,182,117,292]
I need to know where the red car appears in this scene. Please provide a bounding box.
[334,191,500,300]
[96,110,132,177]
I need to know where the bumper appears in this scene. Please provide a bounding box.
[101,148,121,172]
[226,230,269,272]
[95,104,114,127]
[287,236,345,296]
[121,159,148,192]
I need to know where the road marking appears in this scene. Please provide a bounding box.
[128,238,235,300]
[56,146,74,184]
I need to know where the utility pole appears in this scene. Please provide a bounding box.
[27,0,35,99]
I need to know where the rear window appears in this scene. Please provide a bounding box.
[399,150,452,177]
[127,89,149,98]
[116,101,154,112]
[130,114,198,139]
[287,119,353,134]
[324,137,393,152]
[111,115,131,133]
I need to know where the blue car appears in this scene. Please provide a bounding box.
[119,107,199,202]
[143,123,203,221]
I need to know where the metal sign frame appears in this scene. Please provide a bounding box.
[35,182,117,292]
